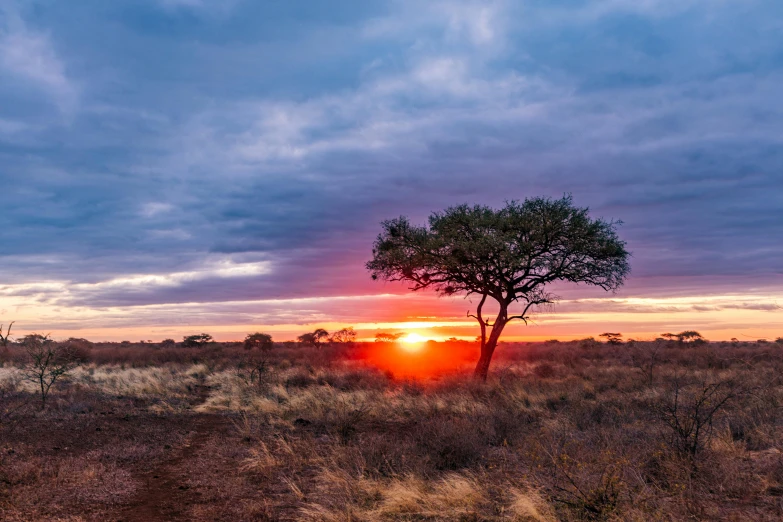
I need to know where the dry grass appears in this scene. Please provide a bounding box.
[1,340,783,520]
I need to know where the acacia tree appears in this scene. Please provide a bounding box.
[298,328,330,346]
[367,196,630,380]
[330,327,357,344]
[599,332,623,345]
[244,332,274,351]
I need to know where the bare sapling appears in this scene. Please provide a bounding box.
[0,321,14,348]
[23,334,79,409]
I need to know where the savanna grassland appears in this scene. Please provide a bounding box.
[2,338,783,521]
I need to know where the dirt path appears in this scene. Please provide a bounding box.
[116,388,232,521]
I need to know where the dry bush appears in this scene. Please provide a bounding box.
[3,340,783,520]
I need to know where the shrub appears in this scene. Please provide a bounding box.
[244,332,274,351]
[534,362,556,379]
[414,415,489,470]
[182,333,213,347]
[654,375,740,459]
[62,338,94,363]
[22,334,79,409]
[160,338,176,348]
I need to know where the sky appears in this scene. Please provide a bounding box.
[1,0,782,342]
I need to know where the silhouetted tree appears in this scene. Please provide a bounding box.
[244,332,274,351]
[330,327,357,344]
[677,331,705,344]
[0,321,14,348]
[375,332,404,343]
[161,338,176,348]
[367,196,630,380]
[297,328,329,346]
[182,333,213,347]
[599,332,623,345]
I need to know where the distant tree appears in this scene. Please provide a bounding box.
[0,321,14,348]
[599,332,623,345]
[775,337,783,345]
[730,338,740,344]
[23,334,79,409]
[367,196,630,380]
[297,328,329,346]
[375,332,404,343]
[330,327,357,344]
[161,338,176,348]
[661,333,677,341]
[182,333,213,348]
[244,332,274,351]
[676,331,705,344]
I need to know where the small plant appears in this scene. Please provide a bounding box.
[631,343,662,386]
[654,374,740,460]
[599,332,623,345]
[182,333,213,347]
[329,327,357,344]
[237,355,271,390]
[244,332,274,351]
[23,334,79,409]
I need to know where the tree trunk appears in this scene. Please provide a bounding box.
[473,318,507,381]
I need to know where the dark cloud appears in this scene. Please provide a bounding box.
[1,0,782,318]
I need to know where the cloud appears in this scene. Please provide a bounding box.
[140,202,175,217]
[0,7,77,114]
[0,0,781,337]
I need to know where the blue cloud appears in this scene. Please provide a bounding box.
[1,0,782,314]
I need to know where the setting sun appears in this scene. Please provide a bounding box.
[401,332,426,344]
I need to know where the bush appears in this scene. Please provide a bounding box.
[414,415,489,470]
[244,332,274,351]
[182,333,213,347]
[534,362,556,379]
[62,338,94,363]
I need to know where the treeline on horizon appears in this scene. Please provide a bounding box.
[2,321,783,352]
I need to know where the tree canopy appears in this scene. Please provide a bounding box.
[244,332,274,351]
[367,196,630,379]
[297,328,330,346]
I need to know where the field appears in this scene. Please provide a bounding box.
[1,339,783,521]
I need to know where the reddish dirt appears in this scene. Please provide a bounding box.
[116,413,232,522]
[114,384,232,522]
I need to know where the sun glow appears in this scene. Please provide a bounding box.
[401,332,426,344]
